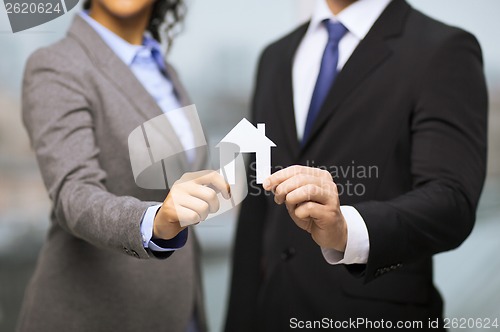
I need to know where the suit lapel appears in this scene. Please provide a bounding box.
[300,0,411,152]
[277,23,309,159]
[164,64,208,171]
[68,16,164,122]
[68,16,197,172]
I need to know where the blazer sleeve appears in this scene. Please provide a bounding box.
[224,155,267,332]
[22,47,157,259]
[224,47,272,332]
[353,30,488,282]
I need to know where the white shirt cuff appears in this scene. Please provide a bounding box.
[140,204,160,248]
[139,204,177,252]
[321,205,370,265]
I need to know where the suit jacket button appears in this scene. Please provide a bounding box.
[131,250,139,258]
[281,247,296,261]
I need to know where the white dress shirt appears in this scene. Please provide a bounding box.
[292,0,392,265]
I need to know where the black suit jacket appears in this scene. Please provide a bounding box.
[225,1,488,331]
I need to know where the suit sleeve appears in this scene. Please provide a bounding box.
[224,48,271,332]
[353,31,488,282]
[224,166,267,332]
[22,48,158,259]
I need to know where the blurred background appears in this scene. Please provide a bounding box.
[1,0,499,331]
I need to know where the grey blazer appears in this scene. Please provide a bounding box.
[18,15,207,332]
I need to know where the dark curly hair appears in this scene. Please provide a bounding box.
[83,0,185,49]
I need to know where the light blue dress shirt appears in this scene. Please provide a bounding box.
[80,12,191,252]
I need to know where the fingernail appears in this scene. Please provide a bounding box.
[263,179,270,190]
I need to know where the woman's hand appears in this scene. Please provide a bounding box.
[153,170,231,240]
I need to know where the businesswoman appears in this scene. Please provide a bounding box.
[18,1,228,331]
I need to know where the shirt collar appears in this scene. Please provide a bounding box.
[308,0,393,40]
[79,11,163,66]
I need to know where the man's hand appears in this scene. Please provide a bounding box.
[153,170,231,240]
[263,165,347,252]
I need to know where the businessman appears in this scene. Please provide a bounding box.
[226,0,488,331]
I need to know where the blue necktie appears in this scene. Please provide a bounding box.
[302,20,348,144]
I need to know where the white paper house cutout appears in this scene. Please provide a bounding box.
[217,118,276,184]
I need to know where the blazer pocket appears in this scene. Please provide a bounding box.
[342,272,430,305]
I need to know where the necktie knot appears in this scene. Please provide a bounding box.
[324,20,348,43]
